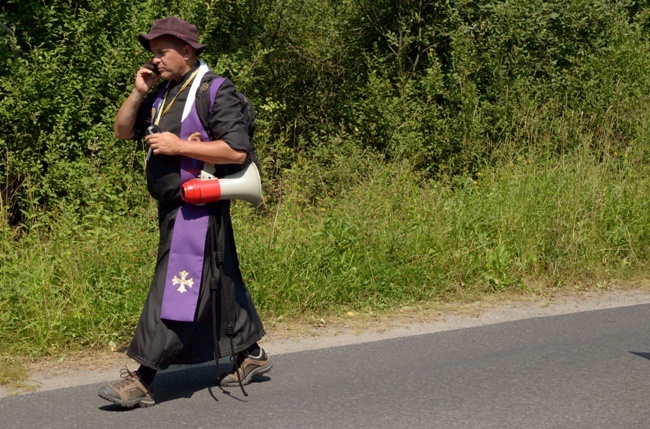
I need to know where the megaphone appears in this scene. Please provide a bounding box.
[181,162,262,207]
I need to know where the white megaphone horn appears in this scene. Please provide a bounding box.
[181,162,262,207]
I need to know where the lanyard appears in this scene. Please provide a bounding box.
[153,67,201,126]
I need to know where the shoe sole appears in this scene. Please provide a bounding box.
[220,361,273,387]
[98,391,155,409]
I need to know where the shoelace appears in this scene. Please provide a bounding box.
[112,368,138,389]
[113,368,153,395]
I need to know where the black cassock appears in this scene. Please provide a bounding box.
[126,66,265,371]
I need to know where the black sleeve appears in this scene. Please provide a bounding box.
[204,78,250,153]
[132,90,160,140]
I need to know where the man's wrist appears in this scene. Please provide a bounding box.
[130,88,148,102]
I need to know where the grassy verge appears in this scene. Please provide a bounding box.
[2,148,649,384]
[239,149,650,320]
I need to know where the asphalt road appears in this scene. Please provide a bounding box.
[2,303,650,429]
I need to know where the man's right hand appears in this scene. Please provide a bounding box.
[134,62,161,96]
[114,62,160,139]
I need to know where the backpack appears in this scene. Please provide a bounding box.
[196,75,259,168]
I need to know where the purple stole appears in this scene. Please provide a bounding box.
[153,68,226,322]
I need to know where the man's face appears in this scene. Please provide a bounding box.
[149,36,192,82]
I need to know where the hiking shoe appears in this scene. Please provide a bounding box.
[98,368,155,408]
[220,348,272,387]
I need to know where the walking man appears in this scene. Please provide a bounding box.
[98,16,271,408]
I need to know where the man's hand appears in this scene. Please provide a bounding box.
[134,62,161,96]
[114,62,162,139]
[145,131,183,156]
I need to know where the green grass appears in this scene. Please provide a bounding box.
[2,146,649,381]
[0,206,158,358]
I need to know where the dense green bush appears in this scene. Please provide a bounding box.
[3,0,650,219]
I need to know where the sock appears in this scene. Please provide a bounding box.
[247,343,261,357]
[137,365,157,387]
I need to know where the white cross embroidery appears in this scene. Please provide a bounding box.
[172,270,194,293]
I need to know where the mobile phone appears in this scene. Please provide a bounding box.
[145,125,160,162]
[145,125,161,135]
[145,63,159,76]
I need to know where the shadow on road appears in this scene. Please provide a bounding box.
[630,351,650,361]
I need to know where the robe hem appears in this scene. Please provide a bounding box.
[126,330,266,371]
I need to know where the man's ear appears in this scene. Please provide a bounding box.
[182,45,193,60]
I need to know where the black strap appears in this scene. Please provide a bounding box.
[209,214,221,384]
[209,207,248,397]
[196,75,259,168]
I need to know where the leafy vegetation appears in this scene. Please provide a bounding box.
[2,0,650,364]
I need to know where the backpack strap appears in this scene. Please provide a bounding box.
[196,72,220,139]
[196,76,258,167]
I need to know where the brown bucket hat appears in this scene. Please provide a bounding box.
[139,16,207,54]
